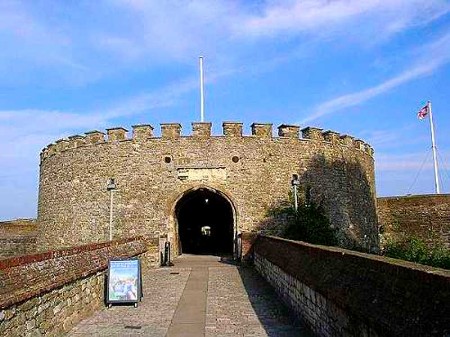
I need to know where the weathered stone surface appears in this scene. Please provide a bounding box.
[0,238,149,337]
[0,219,37,259]
[37,122,377,253]
[254,235,450,337]
[377,194,450,248]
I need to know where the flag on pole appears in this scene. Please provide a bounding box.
[417,104,429,119]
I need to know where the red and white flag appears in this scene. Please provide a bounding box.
[417,104,429,119]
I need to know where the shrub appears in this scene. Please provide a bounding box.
[384,236,450,270]
[269,202,338,246]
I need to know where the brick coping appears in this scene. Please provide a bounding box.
[0,236,144,270]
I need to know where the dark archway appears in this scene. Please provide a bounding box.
[176,188,234,255]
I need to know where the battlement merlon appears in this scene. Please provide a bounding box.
[68,135,85,148]
[161,123,182,139]
[322,130,340,143]
[278,124,300,138]
[192,122,212,138]
[301,127,324,141]
[340,135,354,147]
[85,131,105,144]
[55,139,70,152]
[354,139,365,151]
[223,122,243,137]
[251,123,273,138]
[132,124,154,141]
[106,127,128,142]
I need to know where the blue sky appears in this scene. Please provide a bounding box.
[1,0,450,220]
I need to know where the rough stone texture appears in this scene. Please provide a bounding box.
[68,254,313,337]
[192,122,212,138]
[377,194,450,248]
[251,123,273,138]
[0,219,37,259]
[253,235,450,337]
[37,122,378,253]
[0,237,149,337]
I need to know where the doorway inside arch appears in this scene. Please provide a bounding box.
[176,188,234,255]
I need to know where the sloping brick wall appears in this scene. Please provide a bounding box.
[377,194,450,248]
[254,235,450,337]
[0,237,148,336]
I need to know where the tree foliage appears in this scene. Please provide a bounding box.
[268,199,338,246]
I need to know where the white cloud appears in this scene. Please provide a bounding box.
[302,33,450,123]
[238,0,450,38]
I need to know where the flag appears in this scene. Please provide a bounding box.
[417,104,429,119]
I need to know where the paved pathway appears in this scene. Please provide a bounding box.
[68,255,313,337]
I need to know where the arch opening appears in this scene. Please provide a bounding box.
[175,188,234,256]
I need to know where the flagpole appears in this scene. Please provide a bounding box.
[428,101,441,194]
[199,56,205,122]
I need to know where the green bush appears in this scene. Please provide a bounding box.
[269,202,338,246]
[384,236,450,269]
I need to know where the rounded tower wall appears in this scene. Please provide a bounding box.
[37,122,377,251]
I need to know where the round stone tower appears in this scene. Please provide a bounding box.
[37,122,378,255]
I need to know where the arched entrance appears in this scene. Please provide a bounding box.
[175,187,235,256]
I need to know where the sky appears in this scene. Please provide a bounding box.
[1,0,450,220]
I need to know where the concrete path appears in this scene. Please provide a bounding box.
[68,255,313,337]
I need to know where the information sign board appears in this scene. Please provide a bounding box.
[107,258,142,307]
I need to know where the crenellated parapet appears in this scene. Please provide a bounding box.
[39,122,374,162]
[37,120,378,253]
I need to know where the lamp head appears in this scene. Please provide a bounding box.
[291,174,300,186]
[107,178,117,191]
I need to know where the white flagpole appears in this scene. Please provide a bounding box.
[199,56,205,122]
[428,101,441,194]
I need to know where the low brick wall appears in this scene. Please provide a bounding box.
[377,194,450,248]
[0,237,148,336]
[0,219,38,259]
[254,235,450,337]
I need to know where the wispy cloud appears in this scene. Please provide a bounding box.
[302,33,450,123]
[238,0,450,38]
[2,0,447,83]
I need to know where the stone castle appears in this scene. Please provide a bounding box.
[37,122,379,255]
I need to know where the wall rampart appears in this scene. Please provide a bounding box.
[377,194,450,248]
[37,122,377,252]
[0,219,38,259]
[253,235,450,337]
[0,237,149,336]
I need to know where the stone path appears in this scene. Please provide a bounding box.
[68,255,313,337]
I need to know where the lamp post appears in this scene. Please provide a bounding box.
[107,178,117,241]
[291,174,300,212]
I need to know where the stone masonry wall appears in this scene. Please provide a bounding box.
[253,235,450,337]
[37,122,377,252]
[0,219,38,259]
[377,194,450,248]
[0,237,148,337]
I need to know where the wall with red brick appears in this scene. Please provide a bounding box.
[377,194,450,248]
[254,235,450,337]
[0,237,149,336]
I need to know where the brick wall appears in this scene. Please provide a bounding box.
[0,237,149,336]
[0,219,38,259]
[253,235,450,337]
[377,194,450,248]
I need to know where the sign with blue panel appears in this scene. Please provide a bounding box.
[107,258,142,307]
